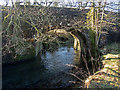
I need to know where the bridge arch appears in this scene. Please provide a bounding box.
[48,29,81,51]
[47,29,89,61]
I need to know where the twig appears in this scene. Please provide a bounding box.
[70,73,85,83]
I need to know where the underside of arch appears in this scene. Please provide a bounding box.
[47,29,91,62]
[47,29,81,51]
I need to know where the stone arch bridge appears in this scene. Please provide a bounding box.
[4,5,91,59]
[47,28,89,60]
[21,5,90,59]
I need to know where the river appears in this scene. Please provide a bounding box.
[3,46,82,88]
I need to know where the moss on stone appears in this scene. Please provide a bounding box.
[15,47,36,61]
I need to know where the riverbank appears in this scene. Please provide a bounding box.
[84,43,120,88]
[2,36,74,65]
[84,53,120,88]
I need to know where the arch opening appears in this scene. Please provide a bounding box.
[47,29,82,62]
[48,29,81,51]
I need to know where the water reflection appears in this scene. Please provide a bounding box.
[3,46,81,88]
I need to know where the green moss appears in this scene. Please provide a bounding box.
[105,43,120,54]
[15,47,36,61]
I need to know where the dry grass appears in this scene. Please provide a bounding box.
[84,54,120,88]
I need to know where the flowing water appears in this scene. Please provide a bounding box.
[3,46,82,88]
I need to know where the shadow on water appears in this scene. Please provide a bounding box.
[2,46,83,88]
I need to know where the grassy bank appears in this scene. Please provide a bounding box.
[84,43,120,88]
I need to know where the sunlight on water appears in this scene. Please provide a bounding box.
[3,46,81,88]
